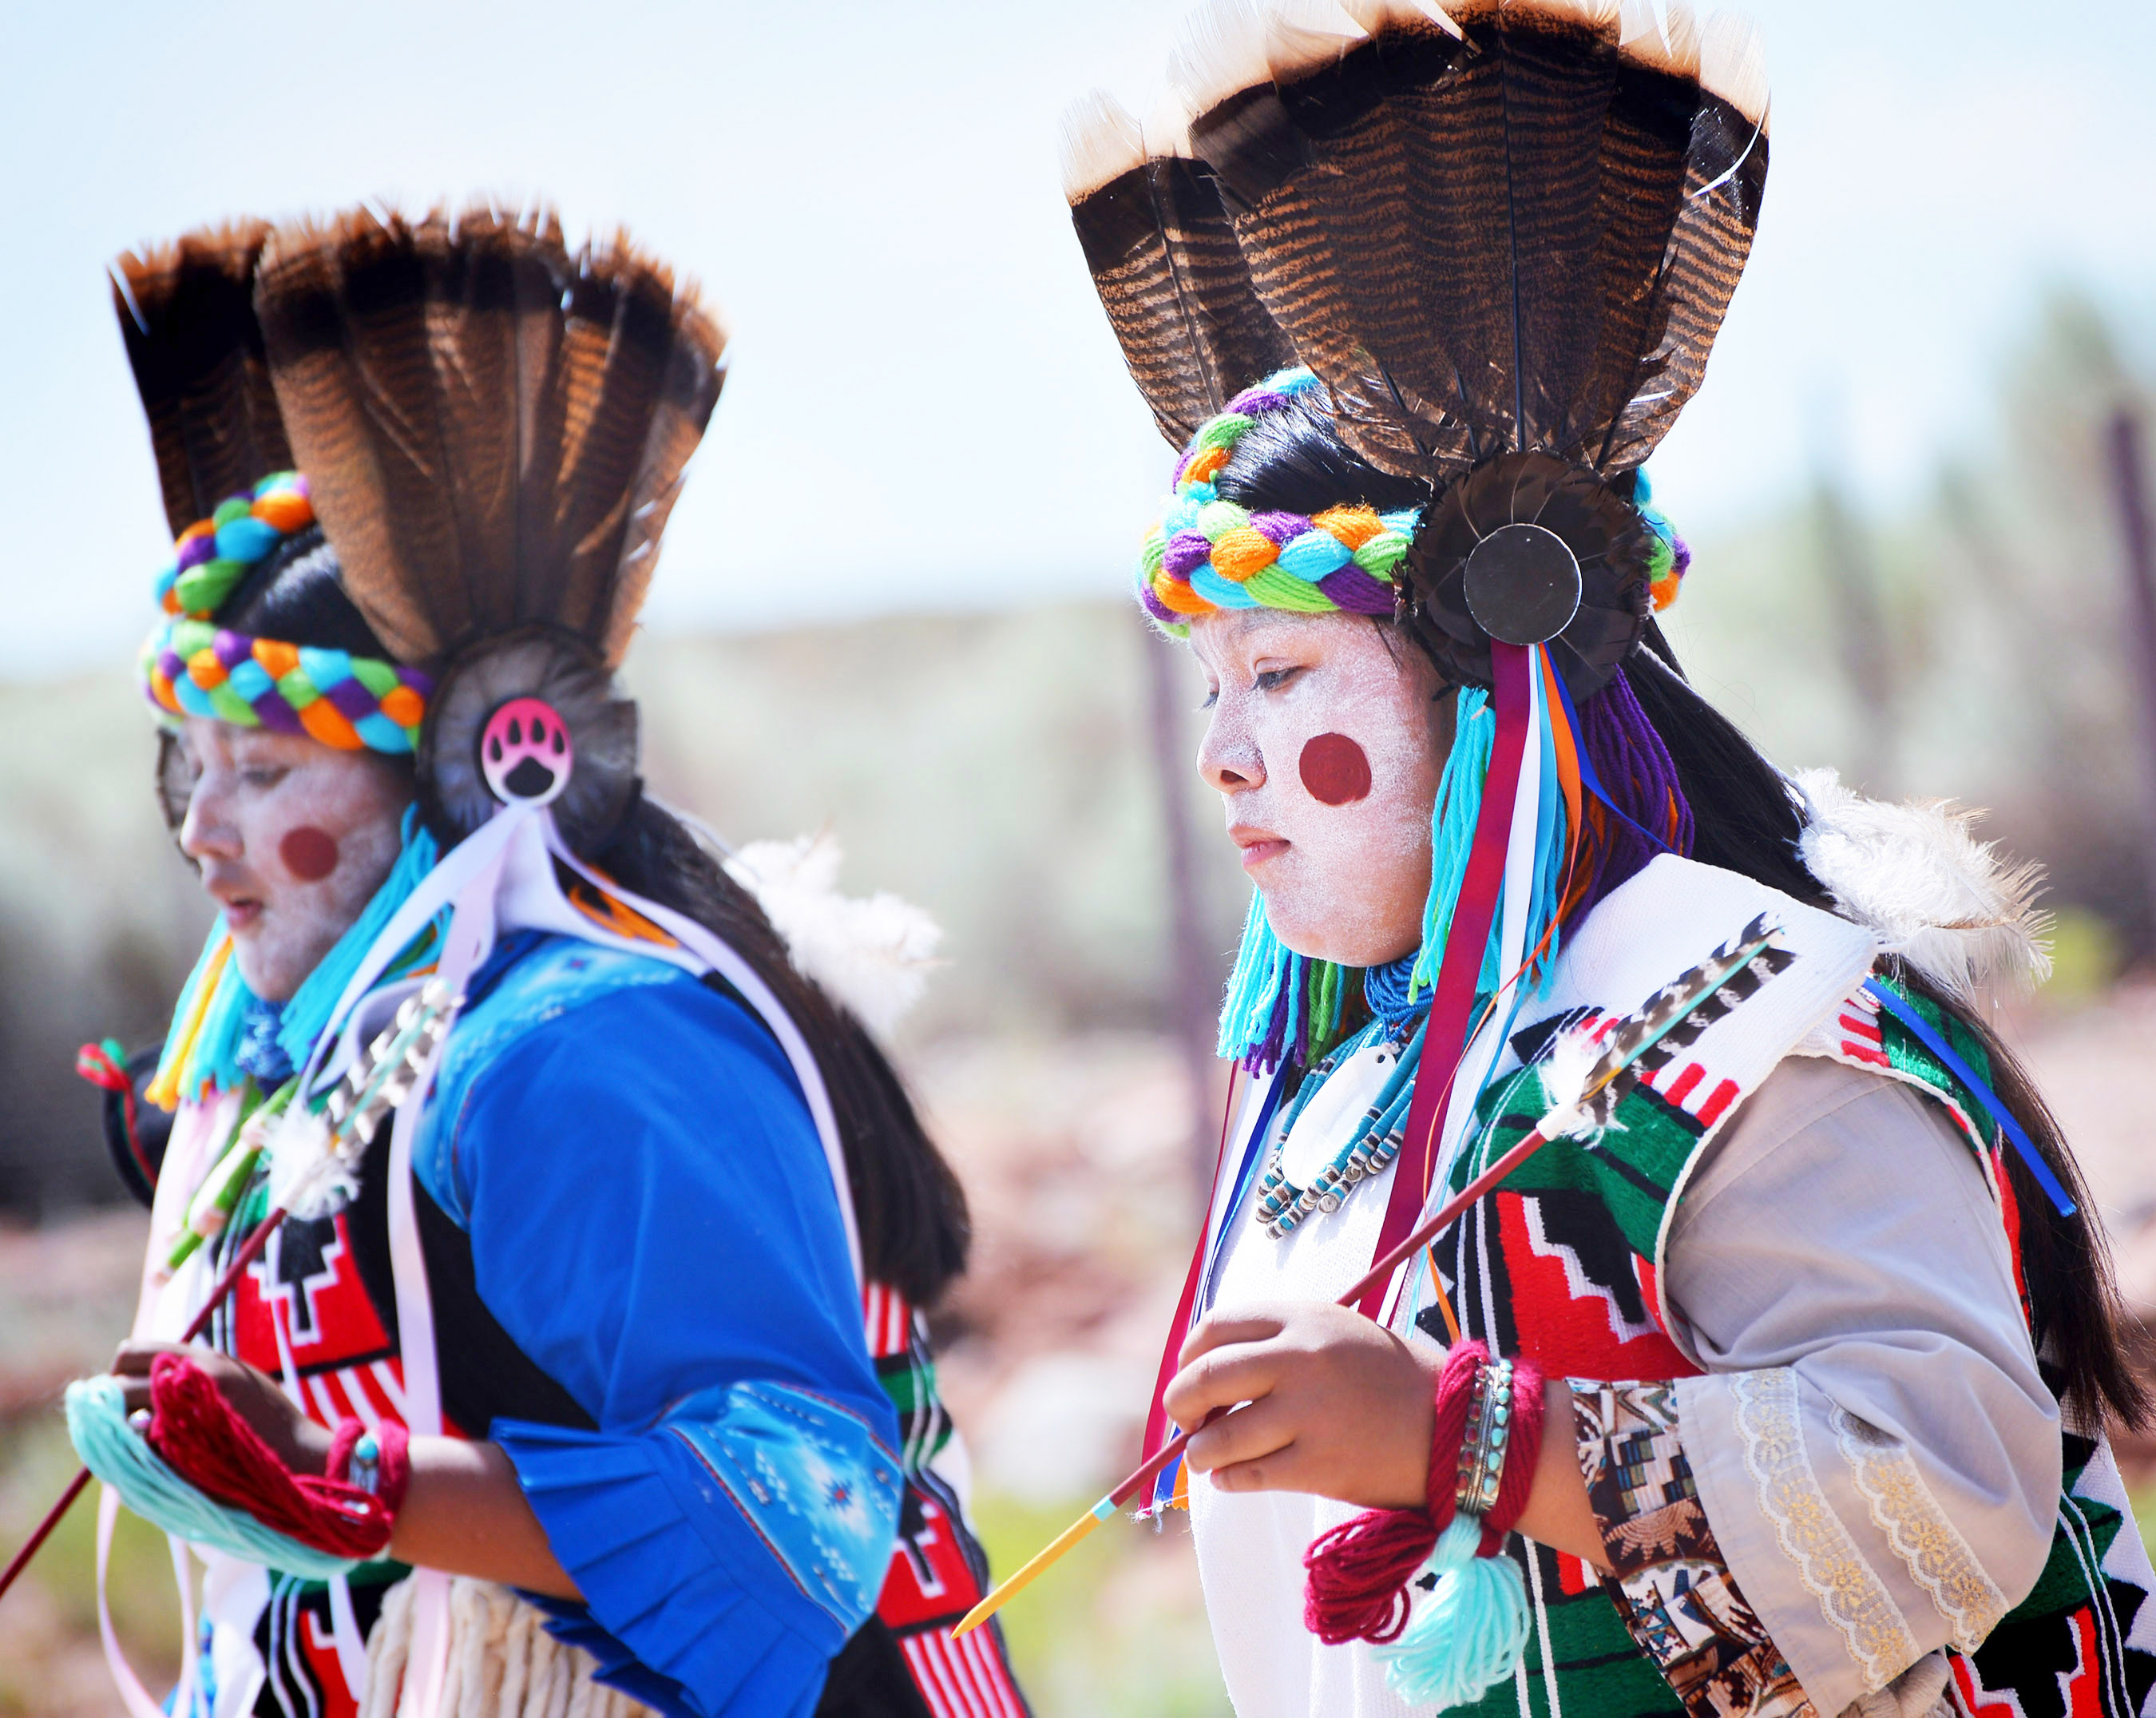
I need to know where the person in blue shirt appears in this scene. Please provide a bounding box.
[74,209,1028,1718]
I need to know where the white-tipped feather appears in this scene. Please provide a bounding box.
[1139,83,1197,161]
[1338,0,1464,41]
[724,835,942,1038]
[1263,0,1366,81]
[1618,0,1700,77]
[1511,0,1623,34]
[1168,0,1276,117]
[1794,769,2051,1006]
[1698,8,1770,131]
[1060,90,1148,203]
[1615,0,1663,46]
[266,1105,353,1222]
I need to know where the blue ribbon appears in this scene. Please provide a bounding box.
[1861,978,2074,1217]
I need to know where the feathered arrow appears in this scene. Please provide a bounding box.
[950,918,1789,1639]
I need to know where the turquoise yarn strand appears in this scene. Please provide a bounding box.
[275,806,440,1069]
[65,1374,364,1580]
[1219,892,1294,1061]
[1216,893,1350,1068]
[1409,690,1496,1003]
[1409,676,1572,1011]
[1374,1513,1532,1708]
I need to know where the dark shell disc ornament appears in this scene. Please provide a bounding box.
[1402,452,1653,700]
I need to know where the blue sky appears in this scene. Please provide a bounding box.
[6,0,2154,679]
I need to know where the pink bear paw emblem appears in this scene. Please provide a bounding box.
[482,697,573,807]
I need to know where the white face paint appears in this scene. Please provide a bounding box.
[174,718,413,1003]
[1189,609,1455,968]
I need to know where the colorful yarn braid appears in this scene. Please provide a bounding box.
[1634,470,1690,613]
[1138,369,1421,635]
[153,474,316,621]
[138,471,430,755]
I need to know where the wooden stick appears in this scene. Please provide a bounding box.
[951,930,1778,1640]
[948,1117,1562,1640]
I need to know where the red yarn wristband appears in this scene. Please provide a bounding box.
[145,1352,402,1558]
[1303,1340,1490,1645]
[326,1414,413,1516]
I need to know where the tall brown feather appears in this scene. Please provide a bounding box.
[1178,0,1766,482]
[1069,137,1298,446]
[252,204,726,670]
[112,223,294,535]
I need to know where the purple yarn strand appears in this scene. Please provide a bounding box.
[1314,566,1399,616]
[1571,668,1694,920]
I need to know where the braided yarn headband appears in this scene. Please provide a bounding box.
[1135,367,1690,634]
[139,472,430,755]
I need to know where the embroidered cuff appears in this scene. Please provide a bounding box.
[1573,1379,1817,1718]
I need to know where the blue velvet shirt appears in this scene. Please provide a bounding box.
[411,933,900,1717]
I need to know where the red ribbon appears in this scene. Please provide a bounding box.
[1358,643,1533,1320]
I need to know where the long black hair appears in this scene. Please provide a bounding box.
[1219,402,2148,1429]
[162,534,970,1306]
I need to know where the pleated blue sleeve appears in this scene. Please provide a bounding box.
[422,969,900,1718]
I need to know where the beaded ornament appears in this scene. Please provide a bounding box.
[138,472,431,754]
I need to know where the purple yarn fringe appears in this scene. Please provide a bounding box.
[1569,668,1694,920]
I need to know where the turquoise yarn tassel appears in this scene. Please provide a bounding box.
[1216,892,1349,1069]
[1219,892,1295,1061]
[275,806,440,1069]
[1373,1514,1532,1708]
[65,1374,364,1580]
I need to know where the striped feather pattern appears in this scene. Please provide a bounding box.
[1100,0,1766,482]
[1066,97,1297,446]
[112,222,295,535]
[252,205,727,669]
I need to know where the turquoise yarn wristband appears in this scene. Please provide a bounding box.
[65,1372,365,1580]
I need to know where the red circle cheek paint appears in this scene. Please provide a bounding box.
[279,826,341,883]
[1299,733,1373,806]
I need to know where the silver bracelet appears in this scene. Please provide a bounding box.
[1453,1357,1514,1520]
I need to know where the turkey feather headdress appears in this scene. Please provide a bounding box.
[250,206,727,848]
[1068,0,1767,696]
[113,222,295,538]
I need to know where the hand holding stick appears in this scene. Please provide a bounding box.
[950,925,1782,1639]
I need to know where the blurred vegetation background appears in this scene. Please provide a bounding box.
[7,290,2156,1713]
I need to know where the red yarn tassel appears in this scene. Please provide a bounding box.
[146,1353,405,1559]
[1303,1341,1485,1645]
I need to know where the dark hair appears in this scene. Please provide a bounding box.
[220,526,398,658]
[592,797,970,1303]
[1219,404,2149,1429]
[164,534,971,1305]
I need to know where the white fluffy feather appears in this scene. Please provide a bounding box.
[724,835,942,1038]
[1168,0,1274,118]
[1794,768,2051,1006]
[1537,1024,1609,1141]
[265,1105,354,1221]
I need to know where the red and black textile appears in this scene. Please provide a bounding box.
[862,1285,1032,1718]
